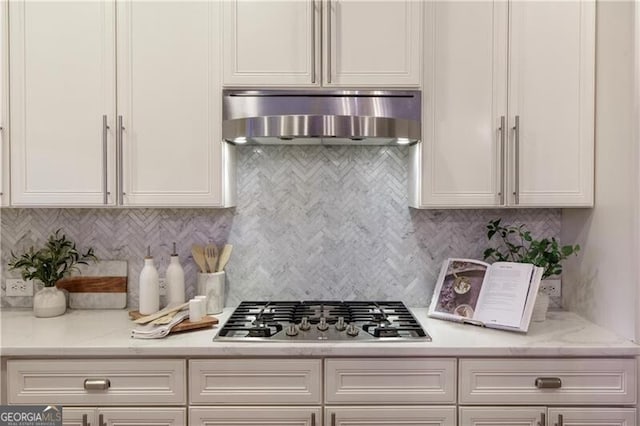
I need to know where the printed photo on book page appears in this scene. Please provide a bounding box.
[432,259,489,319]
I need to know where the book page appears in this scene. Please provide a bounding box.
[428,258,490,321]
[473,262,535,328]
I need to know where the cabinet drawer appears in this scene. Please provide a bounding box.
[325,358,457,404]
[7,359,186,405]
[189,407,321,426]
[459,358,636,405]
[189,359,322,405]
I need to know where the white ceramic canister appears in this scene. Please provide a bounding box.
[139,246,160,315]
[197,271,225,314]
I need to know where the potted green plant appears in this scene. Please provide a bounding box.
[483,219,580,321]
[8,230,97,318]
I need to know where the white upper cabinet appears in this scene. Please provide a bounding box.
[508,1,595,207]
[324,0,422,87]
[222,0,422,88]
[411,0,595,208]
[117,0,227,207]
[7,0,234,208]
[414,1,508,207]
[9,0,116,206]
[223,0,320,87]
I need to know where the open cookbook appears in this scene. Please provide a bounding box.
[428,258,544,333]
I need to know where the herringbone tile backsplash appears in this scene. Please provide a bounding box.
[1,146,560,308]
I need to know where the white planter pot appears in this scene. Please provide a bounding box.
[531,291,550,322]
[33,286,66,318]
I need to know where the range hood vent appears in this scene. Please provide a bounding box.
[222,90,421,146]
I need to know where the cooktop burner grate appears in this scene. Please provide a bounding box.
[215,300,431,341]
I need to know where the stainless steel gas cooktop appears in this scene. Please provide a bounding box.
[215,301,431,342]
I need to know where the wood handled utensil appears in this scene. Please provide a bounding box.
[217,244,233,272]
[191,245,207,273]
[204,244,219,273]
[133,301,189,325]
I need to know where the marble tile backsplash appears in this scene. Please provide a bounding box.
[1,146,560,309]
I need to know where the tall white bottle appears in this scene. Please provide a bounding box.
[139,246,160,315]
[166,242,185,306]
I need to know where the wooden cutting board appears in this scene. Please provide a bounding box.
[128,310,218,333]
[56,260,127,309]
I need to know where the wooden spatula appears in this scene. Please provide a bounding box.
[217,244,233,272]
[191,245,207,273]
[204,244,219,274]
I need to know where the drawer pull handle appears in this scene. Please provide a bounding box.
[538,412,545,426]
[555,413,564,426]
[535,377,562,389]
[84,378,111,391]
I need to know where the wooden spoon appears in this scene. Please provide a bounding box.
[216,244,233,272]
[191,245,207,273]
[204,244,219,274]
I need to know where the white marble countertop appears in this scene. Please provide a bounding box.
[1,307,638,357]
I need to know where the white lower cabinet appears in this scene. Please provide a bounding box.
[326,406,456,426]
[63,407,185,426]
[189,407,321,426]
[459,407,545,426]
[547,408,636,426]
[460,406,636,426]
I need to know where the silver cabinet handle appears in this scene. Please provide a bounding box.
[512,115,520,204]
[310,412,316,426]
[102,115,110,205]
[331,412,336,426]
[499,115,506,204]
[327,0,332,84]
[83,378,111,391]
[311,0,316,84]
[117,115,125,204]
[538,412,545,426]
[555,414,563,426]
[535,377,562,389]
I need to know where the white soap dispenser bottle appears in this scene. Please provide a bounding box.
[139,246,160,315]
[166,242,185,305]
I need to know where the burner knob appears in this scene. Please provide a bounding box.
[299,317,311,331]
[285,324,299,337]
[317,317,329,331]
[335,316,347,331]
[346,323,360,337]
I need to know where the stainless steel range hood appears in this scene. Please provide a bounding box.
[222,90,421,146]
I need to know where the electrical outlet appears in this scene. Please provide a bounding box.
[158,278,167,296]
[539,280,561,298]
[6,279,34,297]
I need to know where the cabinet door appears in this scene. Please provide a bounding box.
[459,407,545,426]
[98,408,185,426]
[412,1,508,208]
[223,0,320,86]
[325,0,422,87]
[508,0,595,207]
[9,0,116,206]
[63,408,96,426]
[326,406,456,426]
[117,0,227,207]
[189,407,321,426]
[547,408,636,426]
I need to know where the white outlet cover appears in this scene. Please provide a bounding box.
[6,279,34,297]
[158,278,167,296]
